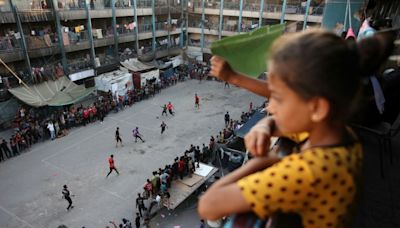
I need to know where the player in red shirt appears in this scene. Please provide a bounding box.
[106,154,119,177]
[195,93,200,109]
[167,102,174,115]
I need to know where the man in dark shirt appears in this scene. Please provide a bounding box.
[136,193,147,217]
[224,111,230,127]
[62,185,74,211]
[115,127,123,147]
[135,213,140,228]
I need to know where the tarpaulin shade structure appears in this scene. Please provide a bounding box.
[9,77,95,107]
[120,58,155,72]
[235,110,266,138]
[211,24,285,78]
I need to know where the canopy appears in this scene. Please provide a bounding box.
[121,58,155,72]
[235,110,266,138]
[211,24,285,78]
[9,77,95,107]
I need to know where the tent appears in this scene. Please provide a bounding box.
[95,70,134,96]
[9,77,95,107]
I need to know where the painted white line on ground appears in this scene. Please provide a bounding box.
[41,125,114,162]
[0,205,35,228]
[42,160,75,176]
[98,187,126,200]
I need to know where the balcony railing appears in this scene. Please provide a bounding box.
[155,22,168,31]
[0,37,21,52]
[67,59,93,74]
[65,31,90,45]
[26,34,57,50]
[137,0,152,8]
[137,24,152,33]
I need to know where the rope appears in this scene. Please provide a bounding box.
[0,57,35,96]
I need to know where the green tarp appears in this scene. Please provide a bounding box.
[211,24,285,78]
[9,77,94,107]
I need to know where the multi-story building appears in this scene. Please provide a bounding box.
[0,0,325,91]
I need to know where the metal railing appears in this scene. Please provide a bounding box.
[65,31,90,45]
[0,37,21,52]
[155,22,168,31]
[137,24,152,33]
[137,0,152,8]
[67,59,93,74]
[222,24,237,32]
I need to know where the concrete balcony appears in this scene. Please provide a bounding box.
[59,9,86,20]
[221,30,237,36]
[192,6,323,23]
[138,31,153,40]
[64,40,91,52]
[18,10,54,22]
[27,45,60,58]
[0,12,15,23]
[118,32,136,43]
[188,27,219,36]
[0,49,24,62]
[93,36,115,47]
[155,46,181,58]
[187,46,211,54]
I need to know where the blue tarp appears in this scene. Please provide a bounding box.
[235,111,266,138]
[162,68,174,79]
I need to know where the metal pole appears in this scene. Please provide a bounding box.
[179,0,184,47]
[112,0,119,58]
[302,0,311,30]
[218,0,224,39]
[151,0,156,51]
[258,0,264,28]
[53,10,69,75]
[201,0,205,52]
[133,0,139,52]
[167,0,171,49]
[10,2,33,81]
[280,0,287,24]
[238,0,243,33]
[84,0,97,69]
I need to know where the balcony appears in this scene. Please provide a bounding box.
[117,28,136,43]
[0,48,24,62]
[25,35,61,57]
[190,3,324,23]
[0,12,15,23]
[17,9,54,22]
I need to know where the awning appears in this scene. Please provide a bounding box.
[120,58,155,72]
[235,111,266,138]
[9,76,95,107]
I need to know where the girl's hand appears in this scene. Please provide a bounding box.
[244,118,274,157]
[209,56,235,82]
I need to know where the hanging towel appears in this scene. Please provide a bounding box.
[370,76,385,114]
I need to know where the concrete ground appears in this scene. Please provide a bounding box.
[0,80,264,228]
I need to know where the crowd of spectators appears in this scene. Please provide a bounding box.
[0,66,209,163]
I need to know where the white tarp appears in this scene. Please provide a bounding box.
[140,69,159,82]
[95,70,133,97]
[171,55,183,68]
[194,163,215,177]
[120,58,154,72]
